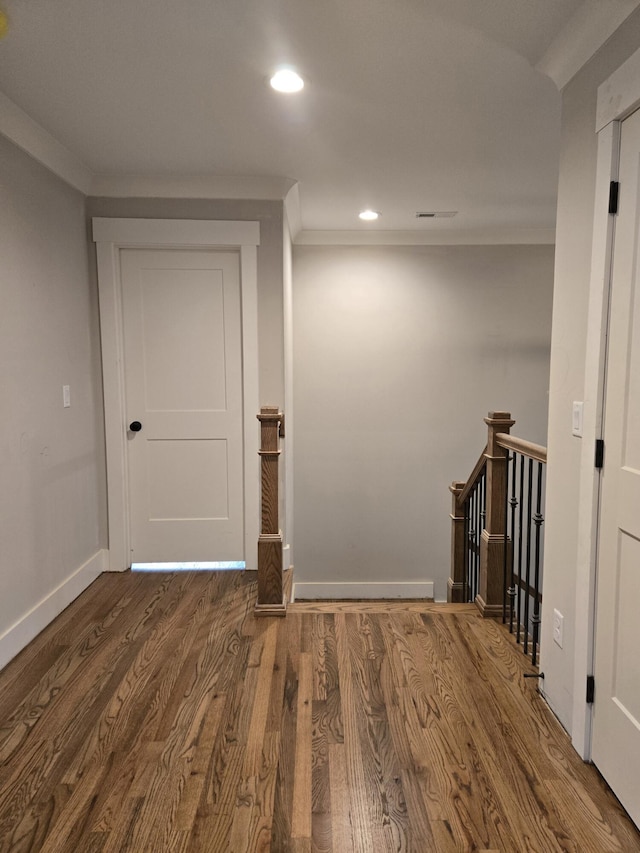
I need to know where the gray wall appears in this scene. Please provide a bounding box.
[293,244,554,600]
[0,134,106,641]
[86,197,285,407]
[540,9,640,731]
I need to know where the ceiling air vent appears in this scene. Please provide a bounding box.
[415,211,457,219]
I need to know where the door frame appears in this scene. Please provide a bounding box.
[572,47,640,759]
[93,217,261,572]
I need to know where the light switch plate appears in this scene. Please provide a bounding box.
[63,385,71,408]
[572,401,583,437]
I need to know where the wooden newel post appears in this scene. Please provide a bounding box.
[448,481,466,603]
[255,406,287,616]
[477,411,515,617]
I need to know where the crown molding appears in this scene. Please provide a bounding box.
[89,173,296,199]
[536,0,640,90]
[0,91,92,193]
[295,227,556,247]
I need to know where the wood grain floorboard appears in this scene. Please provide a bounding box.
[0,573,639,851]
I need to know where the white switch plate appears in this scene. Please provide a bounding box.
[63,385,71,408]
[572,401,583,437]
[553,608,564,648]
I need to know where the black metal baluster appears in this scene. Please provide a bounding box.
[478,471,485,603]
[474,481,482,601]
[523,458,533,657]
[467,490,476,601]
[531,461,544,666]
[502,454,510,624]
[508,451,518,634]
[463,497,470,602]
[516,454,525,645]
[473,479,480,601]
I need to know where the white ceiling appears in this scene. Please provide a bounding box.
[0,0,638,239]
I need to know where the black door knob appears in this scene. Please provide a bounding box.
[129,421,142,432]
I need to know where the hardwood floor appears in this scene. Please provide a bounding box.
[0,571,638,852]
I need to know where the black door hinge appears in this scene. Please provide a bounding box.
[586,675,595,704]
[595,439,605,469]
[609,181,620,215]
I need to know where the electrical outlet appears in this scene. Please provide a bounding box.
[553,608,564,648]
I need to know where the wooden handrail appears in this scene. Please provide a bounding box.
[496,433,547,464]
[457,445,488,507]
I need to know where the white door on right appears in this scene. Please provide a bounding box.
[592,106,640,829]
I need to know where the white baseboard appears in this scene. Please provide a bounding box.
[0,549,107,671]
[292,581,434,601]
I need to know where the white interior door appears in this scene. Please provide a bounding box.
[120,248,244,564]
[592,106,640,828]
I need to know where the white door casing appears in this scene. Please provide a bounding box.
[93,218,260,571]
[571,44,640,763]
[121,249,244,563]
[591,105,640,827]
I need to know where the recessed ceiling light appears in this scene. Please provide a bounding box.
[359,209,380,221]
[270,69,305,93]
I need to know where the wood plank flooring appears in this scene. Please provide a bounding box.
[0,571,638,852]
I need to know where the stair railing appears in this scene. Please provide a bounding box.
[498,433,546,666]
[449,412,547,664]
[448,447,487,604]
